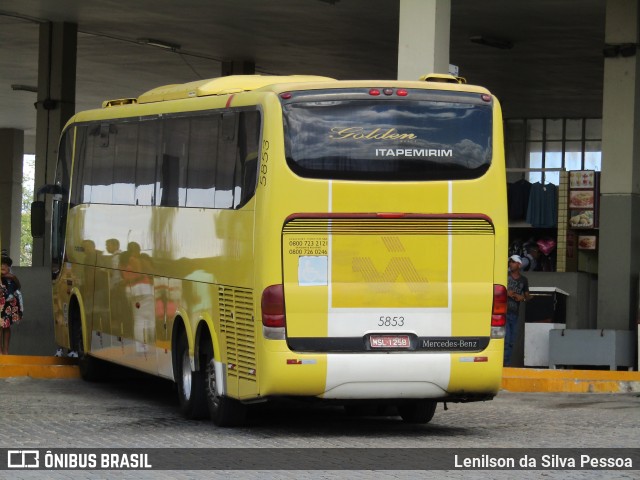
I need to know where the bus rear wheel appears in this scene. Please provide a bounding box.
[398,400,437,424]
[175,333,208,419]
[204,357,246,427]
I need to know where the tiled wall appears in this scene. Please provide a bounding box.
[556,171,568,272]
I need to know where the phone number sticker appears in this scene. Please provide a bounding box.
[288,237,328,256]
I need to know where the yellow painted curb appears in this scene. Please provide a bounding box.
[0,355,80,379]
[502,367,640,393]
[2,357,639,391]
[0,355,77,365]
[0,365,80,379]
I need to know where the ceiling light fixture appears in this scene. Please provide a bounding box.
[470,35,513,50]
[11,84,38,93]
[138,38,181,51]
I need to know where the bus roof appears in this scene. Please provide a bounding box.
[135,75,336,104]
[98,74,491,108]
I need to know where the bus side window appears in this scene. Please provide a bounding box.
[221,111,237,142]
[234,111,261,209]
[72,126,88,206]
[160,154,180,207]
[99,124,110,147]
[159,118,189,207]
[215,112,238,209]
[112,122,137,205]
[90,123,116,204]
[136,121,159,206]
[186,115,218,208]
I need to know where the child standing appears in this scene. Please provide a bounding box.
[1,255,23,354]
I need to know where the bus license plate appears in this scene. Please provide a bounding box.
[369,335,410,349]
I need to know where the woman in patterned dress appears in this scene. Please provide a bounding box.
[1,255,23,354]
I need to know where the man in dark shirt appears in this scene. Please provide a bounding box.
[505,255,531,366]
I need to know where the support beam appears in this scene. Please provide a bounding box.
[221,60,255,76]
[397,0,451,80]
[597,0,640,330]
[0,129,24,262]
[32,22,77,267]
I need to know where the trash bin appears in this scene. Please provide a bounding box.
[524,287,569,367]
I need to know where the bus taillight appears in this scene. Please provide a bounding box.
[261,284,286,328]
[491,284,507,339]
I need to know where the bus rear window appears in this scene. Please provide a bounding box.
[283,99,493,181]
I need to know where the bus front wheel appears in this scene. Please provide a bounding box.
[398,400,437,424]
[205,357,246,427]
[70,303,105,382]
[175,333,208,419]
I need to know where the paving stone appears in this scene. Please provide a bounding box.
[0,376,637,479]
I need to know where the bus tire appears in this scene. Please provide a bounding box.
[78,349,106,382]
[175,332,208,419]
[204,357,246,427]
[398,400,437,424]
[70,303,105,382]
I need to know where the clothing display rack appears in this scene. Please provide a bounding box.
[506,167,568,271]
[506,167,563,185]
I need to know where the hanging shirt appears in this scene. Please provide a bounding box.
[508,179,532,221]
[526,182,557,228]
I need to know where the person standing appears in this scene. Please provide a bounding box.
[1,255,23,355]
[505,255,531,366]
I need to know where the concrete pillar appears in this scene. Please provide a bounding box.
[597,0,640,330]
[0,129,24,263]
[32,22,77,267]
[397,0,451,80]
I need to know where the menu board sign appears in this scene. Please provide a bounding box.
[578,235,597,250]
[570,170,596,189]
[568,171,599,231]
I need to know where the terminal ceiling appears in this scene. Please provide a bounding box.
[0,0,606,153]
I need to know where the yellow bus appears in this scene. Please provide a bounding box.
[37,74,508,426]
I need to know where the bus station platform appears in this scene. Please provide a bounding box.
[501,366,640,393]
[2,355,639,393]
[0,355,80,379]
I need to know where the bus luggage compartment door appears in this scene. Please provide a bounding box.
[282,216,496,352]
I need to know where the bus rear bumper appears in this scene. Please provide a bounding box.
[258,343,503,400]
[321,352,450,399]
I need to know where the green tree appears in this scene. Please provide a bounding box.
[20,155,35,266]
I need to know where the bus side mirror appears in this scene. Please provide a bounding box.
[31,200,46,238]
